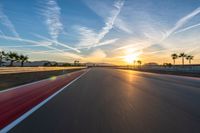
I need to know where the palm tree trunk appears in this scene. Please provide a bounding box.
[182,57,184,65]
[21,61,24,67]
[189,59,191,64]
[0,56,2,67]
[173,59,175,65]
[0,58,2,67]
[10,60,14,66]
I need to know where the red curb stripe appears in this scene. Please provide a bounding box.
[0,70,85,129]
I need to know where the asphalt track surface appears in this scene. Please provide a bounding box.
[8,68,200,133]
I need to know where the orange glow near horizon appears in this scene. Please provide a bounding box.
[122,48,142,64]
[124,54,138,64]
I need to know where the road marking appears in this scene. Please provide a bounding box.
[0,69,90,133]
[0,69,86,93]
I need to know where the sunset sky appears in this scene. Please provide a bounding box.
[0,0,200,65]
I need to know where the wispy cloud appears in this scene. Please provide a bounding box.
[38,1,81,53]
[41,0,63,41]
[0,29,5,35]
[92,38,119,48]
[76,26,119,49]
[0,35,64,52]
[75,26,98,47]
[174,22,200,34]
[0,5,19,37]
[0,35,48,46]
[164,7,200,40]
[81,49,107,62]
[114,17,132,33]
[33,34,81,53]
[97,0,124,41]
[0,34,83,59]
[77,0,124,49]
[78,38,119,49]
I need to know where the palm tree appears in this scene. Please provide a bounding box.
[137,60,142,67]
[171,53,178,65]
[19,55,29,67]
[0,51,6,67]
[179,53,187,65]
[186,55,194,64]
[6,52,19,66]
[74,60,79,66]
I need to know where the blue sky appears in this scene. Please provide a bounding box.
[0,0,200,64]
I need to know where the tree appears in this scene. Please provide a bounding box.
[19,55,29,67]
[43,62,52,66]
[0,51,6,67]
[186,55,194,64]
[171,53,178,65]
[179,53,187,65]
[6,52,19,66]
[74,60,80,66]
[63,63,71,66]
[137,60,142,67]
[163,63,172,68]
[52,62,58,66]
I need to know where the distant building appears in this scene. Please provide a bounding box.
[144,62,159,66]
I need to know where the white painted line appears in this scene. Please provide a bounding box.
[0,69,90,133]
[0,69,86,93]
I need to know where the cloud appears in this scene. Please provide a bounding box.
[75,26,118,49]
[113,44,140,51]
[164,7,200,40]
[142,44,166,53]
[97,0,124,41]
[0,29,5,35]
[33,34,81,53]
[114,18,132,33]
[82,49,107,62]
[76,0,124,49]
[89,49,106,58]
[174,22,200,34]
[0,35,47,46]
[76,26,98,46]
[85,0,129,33]
[92,38,119,48]
[0,35,64,52]
[0,35,83,59]
[41,0,63,41]
[76,26,119,49]
[112,38,151,52]
[0,6,19,37]
[78,38,118,49]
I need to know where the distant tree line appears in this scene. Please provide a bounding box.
[43,60,83,67]
[0,51,29,67]
[133,60,142,66]
[171,53,194,65]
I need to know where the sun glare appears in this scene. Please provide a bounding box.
[124,54,138,64]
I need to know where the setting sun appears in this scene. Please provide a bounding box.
[124,54,138,64]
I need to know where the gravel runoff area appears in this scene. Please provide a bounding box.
[0,67,85,91]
